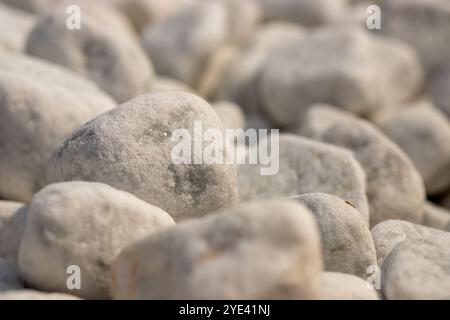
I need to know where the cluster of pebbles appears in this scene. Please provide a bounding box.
[0,0,450,300]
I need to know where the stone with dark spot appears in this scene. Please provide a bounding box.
[47,91,238,221]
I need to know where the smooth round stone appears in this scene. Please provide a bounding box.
[26,1,153,103]
[0,290,81,300]
[259,27,423,126]
[293,193,376,278]
[216,22,304,114]
[423,202,450,231]
[0,258,23,291]
[299,105,425,227]
[371,219,450,267]
[238,134,369,219]
[111,200,323,299]
[47,91,238,221]
[319,272,379,300]
[376,103,450,195]
[18,181,175,299]
[381,0,450,73]
[382,238,450,299]
[212,101,246,131]
[0,53,115,202]
[0,201,26,270]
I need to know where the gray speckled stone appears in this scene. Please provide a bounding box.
[299,105,425,227]
[111,200,323,299]
[47,91,238,221]
[293,193,376,277]
[18,181,175,299]
[238,134,369,220]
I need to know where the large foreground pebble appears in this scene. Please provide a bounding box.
[26,1,153,103]
[376,103,450,195]
[381,0,450,73]
[238,134,369,219]
[0,52,115,202]
[294,193,376,278]
[260,27,423,126]
[111,200,323,299]
[47,91,238,221]
[0,290,81,300]
[319,272,379,300]
[382,238,450,299]
[18,182,175,299]
[371,219,450,267]
[299,105,425,227]
[0,201,26,269]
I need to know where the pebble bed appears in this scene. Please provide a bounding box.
[0,0,450,300]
